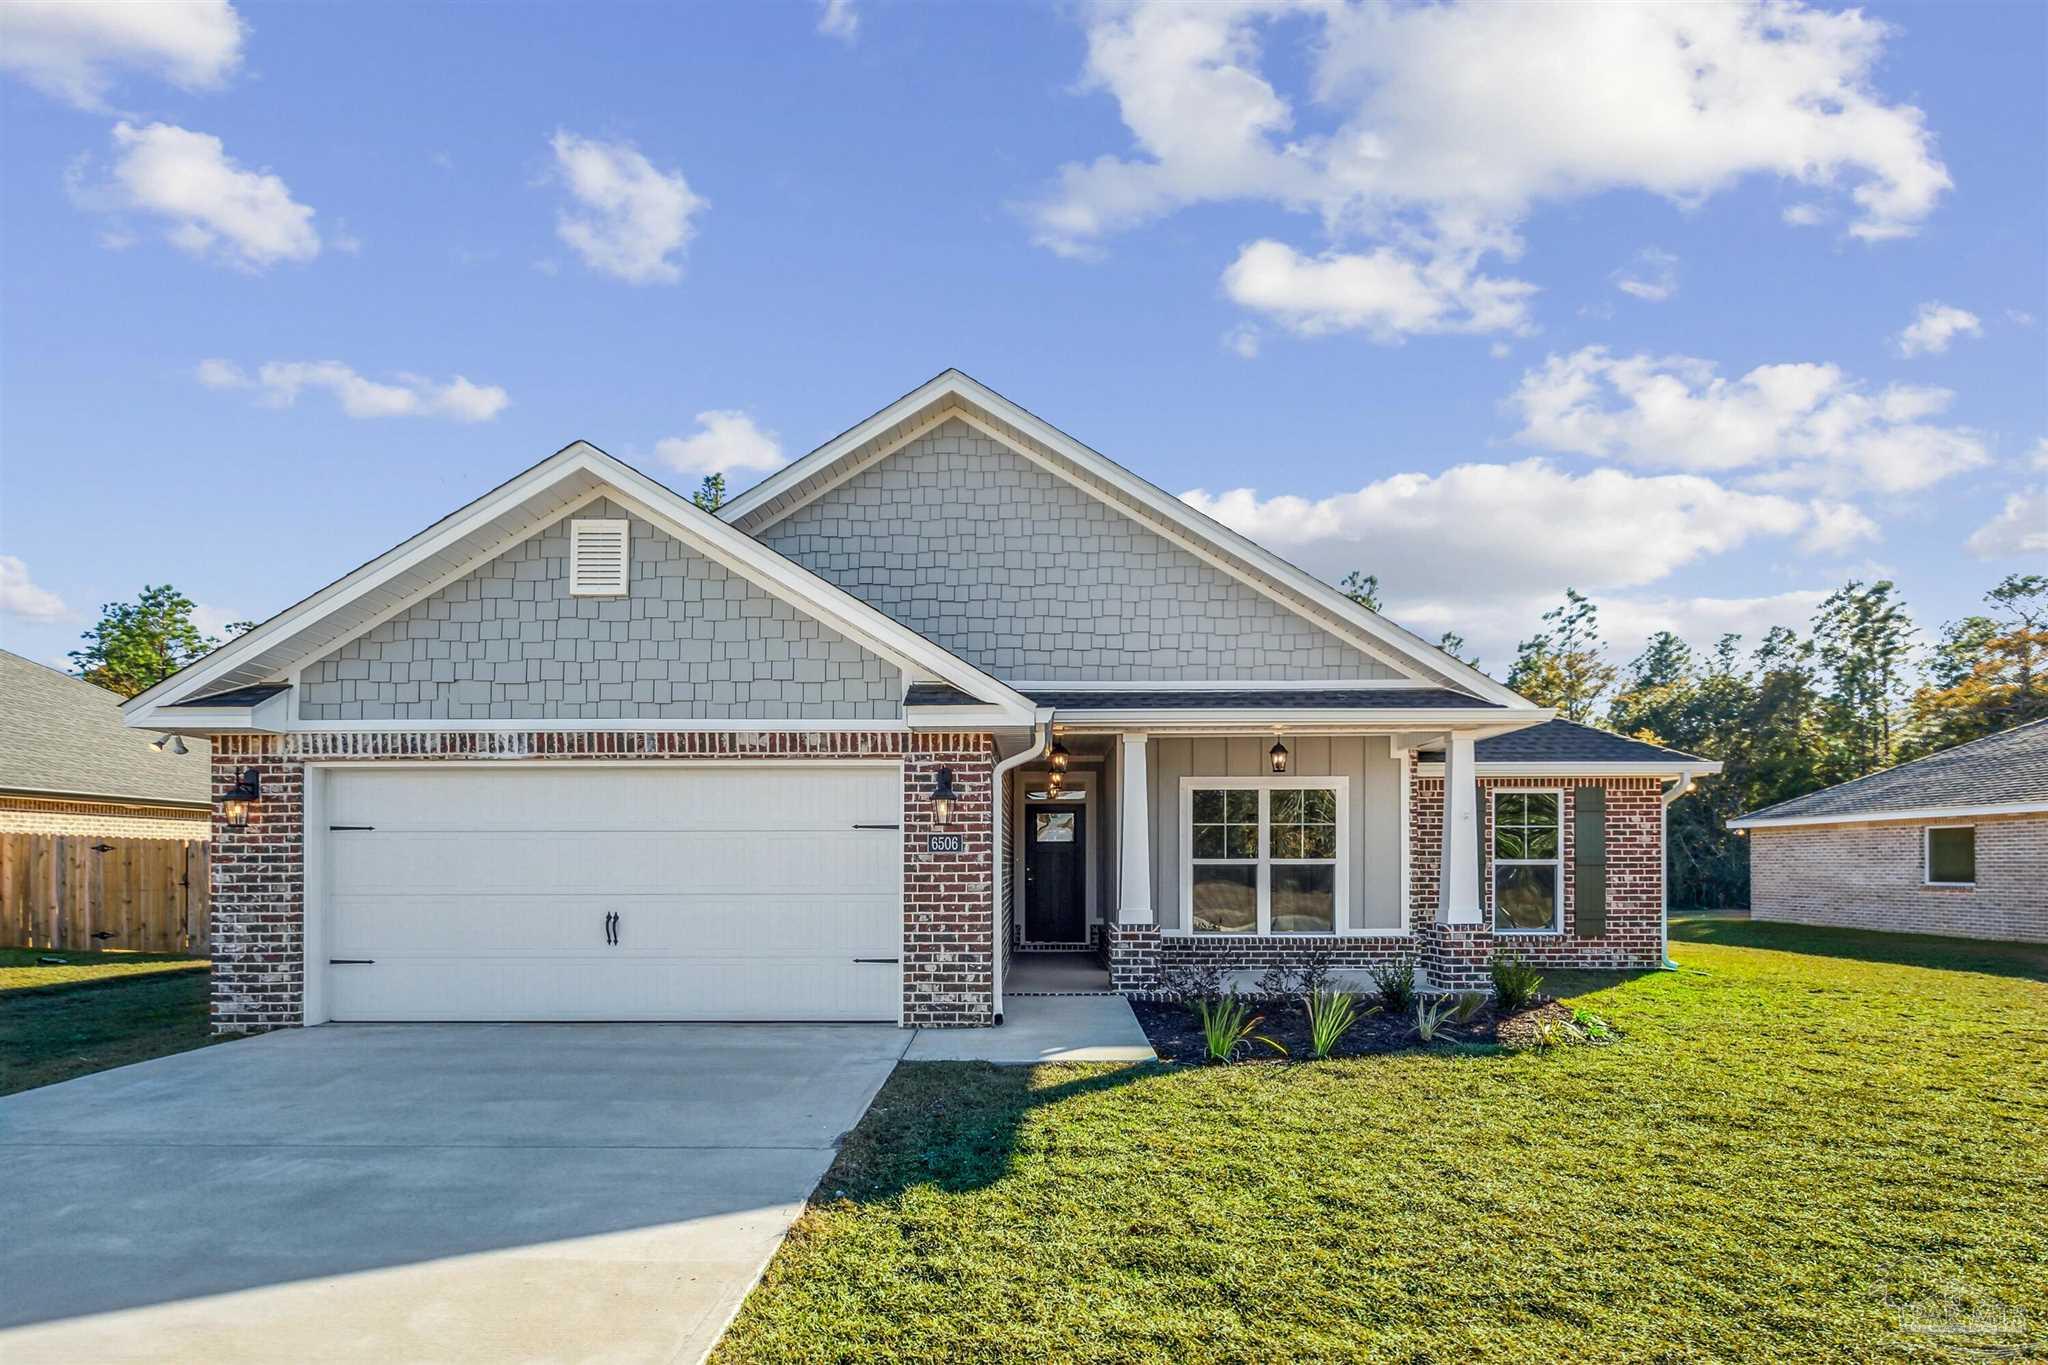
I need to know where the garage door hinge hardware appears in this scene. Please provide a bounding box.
[329,958,375,965]
[851,823,900,830]
[853,957,900,965]
[328,825,376,831]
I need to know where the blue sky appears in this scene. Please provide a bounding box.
[2,0,2042,676]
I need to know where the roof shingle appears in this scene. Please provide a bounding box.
[1737,717,2048,822]
[0,650,210,807]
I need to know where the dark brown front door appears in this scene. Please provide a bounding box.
[1024,804,1086,943]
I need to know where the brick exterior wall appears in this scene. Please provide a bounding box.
[207,730,998,1034]
[1750,815,2047,943]
[0,796,209,839]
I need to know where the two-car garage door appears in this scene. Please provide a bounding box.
[320,764,901,1022]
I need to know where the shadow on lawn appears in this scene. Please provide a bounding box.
[1670,911,2048,981]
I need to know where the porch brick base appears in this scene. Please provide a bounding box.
[1106,924,1162,993]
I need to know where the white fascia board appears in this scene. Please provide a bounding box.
[1006,679,1440,692]
[1729,800,2048,830]
[1413,760,1722,778]
[723,371,1534,710]
[1044,707,1542,728]
[905,706,1034,731]
[131,689,291,735]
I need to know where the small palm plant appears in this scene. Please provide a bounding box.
[1194,996,1287,1063]
[1304,989,1367,1060]
[1414,993,1457,1042]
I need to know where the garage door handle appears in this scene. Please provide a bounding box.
[853,957,899,965]
[852,823,900,830]
[328,825,375,832]
[604,912,618,946]
[329,958,374,965]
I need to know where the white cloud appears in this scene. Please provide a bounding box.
[1510,346,1990,495]
[2034,437,2048,471]
[654,410,784,479]
[0,0,243,111]
[1613,247,1678,302]
[1221,238,1535,341]
[1966,488,2048,559]
[1800,500,1880,554]
[0,556,68,621]
[190,603,245,640]
[1781,203,1826,227]
[548,131,704,285]
[1029,1,1950,327]
[198,359,510,422]
[74,122,320,269]
[1895,301,1983,357]
[817,0,858,43]
[1223,324,1261,359]
[1182,458,1810,602]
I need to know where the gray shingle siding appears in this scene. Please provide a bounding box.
[753,418,1394,682]
[298,500,900,722]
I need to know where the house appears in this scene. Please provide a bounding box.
[122,371,1719,1032]
[1729,718,2048,943]
[1,649,210,838]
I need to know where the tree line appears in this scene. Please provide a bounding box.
[1342,572,2047,908]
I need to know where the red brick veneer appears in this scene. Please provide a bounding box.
[208,730,998,1033]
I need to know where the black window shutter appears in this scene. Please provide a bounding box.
[1574,786,1607,938]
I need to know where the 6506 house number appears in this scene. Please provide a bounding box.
[926,833,964,853]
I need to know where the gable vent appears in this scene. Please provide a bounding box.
[570,518,630,596]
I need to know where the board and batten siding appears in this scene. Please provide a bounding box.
[754,418,1394,682]
[1147,735,1404,933]
[299,499,901,722]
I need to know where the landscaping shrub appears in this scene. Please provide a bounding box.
[1368,956,1418,1014]
[1491,952,1544,1013]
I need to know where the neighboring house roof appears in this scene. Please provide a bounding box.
[1416,721,1714,773]
[0,649,209,808]
[1730,718,2048,828]
[1020,688,1498,711]
[122,440,1038,730]
[721,370,1534,710]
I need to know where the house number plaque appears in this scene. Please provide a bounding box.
[926,833,964,853]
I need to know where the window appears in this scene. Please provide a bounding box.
[1184,779,1347,935]
[1925,826,1975,886]
[1035,812,1076,843]
[1492,790,1561,932]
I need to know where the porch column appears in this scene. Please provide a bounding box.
[1117,732,1153,924]
[1437,732,1483,925]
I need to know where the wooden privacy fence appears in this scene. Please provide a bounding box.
[0,835,210,956]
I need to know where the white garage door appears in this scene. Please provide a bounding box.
[320,764,901,1022]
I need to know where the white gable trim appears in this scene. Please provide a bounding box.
[724,371,1531,708]
[123,441,1034,731]
[1729,800,2048,831]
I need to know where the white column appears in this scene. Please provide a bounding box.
[1117,732,1154,925]
[1437,732,1482,925]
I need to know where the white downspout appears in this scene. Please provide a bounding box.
[991,709,1055,1025]
[1659,767,1696,970]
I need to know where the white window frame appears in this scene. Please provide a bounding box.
[1923,824,1977,888]
[1490,786,1563,934]
[1179,775,1349,937]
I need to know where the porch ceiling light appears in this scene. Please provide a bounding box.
[1269,739,1290,774]
[1049,741,1070,773]
[222,767,262,831]
[930,767,957,825]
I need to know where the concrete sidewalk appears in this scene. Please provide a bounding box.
[903,995,1156,1064]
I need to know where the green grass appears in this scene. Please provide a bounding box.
[0,948,216,1095]
[717,915,2047,1363]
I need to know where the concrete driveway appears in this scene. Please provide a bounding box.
[0,1023,908,1364]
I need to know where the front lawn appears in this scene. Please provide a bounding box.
[0,948,215,1095]
[717,915,2047,1362]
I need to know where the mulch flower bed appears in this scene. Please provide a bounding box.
[1131,995,1603,1064]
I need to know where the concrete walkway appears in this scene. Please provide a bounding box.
[902,995,1157,1064]
[0,1023,908,1364]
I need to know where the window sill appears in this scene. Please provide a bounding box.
[1922,881,1976,890]
[1167,929,1413,940]
[1492,927,1564,936]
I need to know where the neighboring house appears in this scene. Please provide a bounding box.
[1729,719,2048,943]
[1,649,210,838]
[122,371,1718,1032]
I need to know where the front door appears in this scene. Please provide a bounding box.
[1024,804,1086,943]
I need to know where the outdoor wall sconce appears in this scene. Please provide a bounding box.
[1048,740,1070,773]
[930,767,957,825]
[222,768,262,831]
[1269,739,1290,774]
[151,734,189,754]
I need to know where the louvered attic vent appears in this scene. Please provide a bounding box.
[569,518,630,596]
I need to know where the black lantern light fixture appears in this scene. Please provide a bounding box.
[930,767,957,825]
[1048,740,1070,774]
[222,767,262,831]
[1269,738,1290,774]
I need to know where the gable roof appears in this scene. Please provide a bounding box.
[1730,718,2048,828]
[0,650,209,808]
[121,441,1036,729]
[722,370,1532,709]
